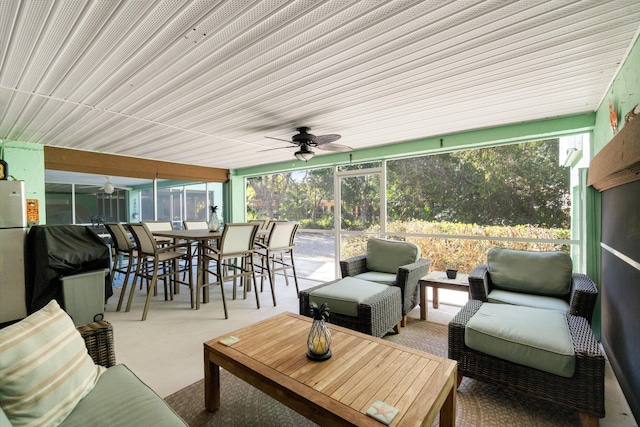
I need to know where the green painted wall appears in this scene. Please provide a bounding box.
[0,141,46,224]
[593,37,640,154]
[587,36,640,339]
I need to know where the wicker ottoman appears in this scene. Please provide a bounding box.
[448,300,605,424]
[299,278,402,338]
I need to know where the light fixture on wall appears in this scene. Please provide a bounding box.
[562,148,582,167]
[294,145,315,162]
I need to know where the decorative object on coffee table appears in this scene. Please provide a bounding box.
[446,269,458,279]
[307,302,331,360]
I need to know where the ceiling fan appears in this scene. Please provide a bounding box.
[264,127,352,161]
[100,176,132,194]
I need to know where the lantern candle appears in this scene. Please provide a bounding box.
[307,302,332,361]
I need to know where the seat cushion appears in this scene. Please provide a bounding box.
[309,277,390,317]
[488,289,570,313]
[60,364,187,426]
[366,238,420,274]
[465,303,575,378]
[354,271,396,285]
[487,248,572,296]
[0,300,105,427]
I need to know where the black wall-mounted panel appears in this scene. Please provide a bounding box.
[600,179,640,423]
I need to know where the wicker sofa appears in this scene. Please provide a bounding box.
[0,315,186,426]
[339,238,430,326]
[60,321,187,426]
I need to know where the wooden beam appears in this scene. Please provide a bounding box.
[44,146,228,183]
[588,116,640,191]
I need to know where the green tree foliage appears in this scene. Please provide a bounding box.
[387,140,569,228]
[247,139,569,229]
[246,173,293,219]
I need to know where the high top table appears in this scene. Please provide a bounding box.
[152,228,267,303]
[204,312,457,426]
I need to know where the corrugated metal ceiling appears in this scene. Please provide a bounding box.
[1,0,639,170]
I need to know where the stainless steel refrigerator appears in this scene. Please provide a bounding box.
[0,180,28,323]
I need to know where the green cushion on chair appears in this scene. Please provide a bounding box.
[60,365,187,426]
[487,248,572,297]
[309,277,389,317]
[465,303,575,378]
[354,271,396,285]
[488,290,570,313]
[365,238,420,274]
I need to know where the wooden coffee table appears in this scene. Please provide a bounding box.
[204,312,457,426]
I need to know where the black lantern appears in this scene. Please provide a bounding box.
[307,302,331,361]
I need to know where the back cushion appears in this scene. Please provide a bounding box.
[366,238,420,274]
[487,248,572,296]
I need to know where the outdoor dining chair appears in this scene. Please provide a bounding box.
[104,222,139,312]
[198,223,260,319]
[254,221,300,306]
[183,220,209,230]
[126,222,194,321]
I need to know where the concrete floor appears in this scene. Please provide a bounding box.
[103,264,636,427]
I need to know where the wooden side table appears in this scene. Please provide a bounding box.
[419,271,470,320]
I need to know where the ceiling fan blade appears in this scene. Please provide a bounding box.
[313,134,341,145]
[257,145,295,152]
[316,143,352,152]
[265,136,295,144]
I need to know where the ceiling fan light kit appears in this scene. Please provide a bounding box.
[103,177,115,194]
[294,148,315,161]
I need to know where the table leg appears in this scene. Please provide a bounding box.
[439,371,456,427]
[433,286,440,309]
[204,351,220,411]
[198,244,210,304]
[420,282,428,320]
[172,238,180,294]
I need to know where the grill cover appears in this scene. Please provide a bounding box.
[26,225,112,314]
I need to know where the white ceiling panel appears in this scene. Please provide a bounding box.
[1,0,639,170]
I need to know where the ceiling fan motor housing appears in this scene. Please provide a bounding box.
[292,127,317,146]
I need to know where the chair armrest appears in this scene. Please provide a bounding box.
[158,242,191,253]
[340,255,368,277]
[77,320,116,368]
[569,273,598,323]
[395,258,431,315]
[468,264,491,301]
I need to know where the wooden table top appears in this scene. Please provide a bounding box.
[153,228,268,241]
[204,312,457,427]
[420,271,469,286]
[152,228,222,240]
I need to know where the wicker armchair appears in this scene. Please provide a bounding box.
[449,300,605,425]
[340,240,430,327]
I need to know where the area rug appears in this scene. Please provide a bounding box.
[164,317,581,426]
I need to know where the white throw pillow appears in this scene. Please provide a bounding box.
[0,300,106,427]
